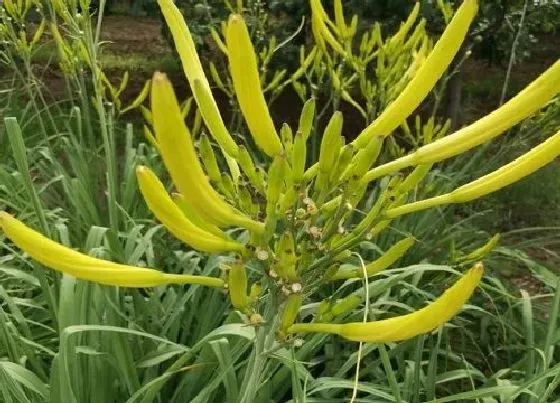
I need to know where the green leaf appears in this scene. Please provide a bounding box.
[0,361,49,399]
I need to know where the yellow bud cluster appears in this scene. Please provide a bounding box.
[2,0,558,347]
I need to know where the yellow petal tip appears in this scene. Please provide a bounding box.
[153,71,168,83]
[229,13,243,23]
[471,262,484,278]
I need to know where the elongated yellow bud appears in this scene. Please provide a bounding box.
[353,0,478,149]
[386,128,560,218]
[281,123,294,155]
[191,79,238,157]
[266,155,287,217]
[151,72,264,233]
[209,26,228,55]
[121,79,151,114]
[198,134,222,184]
[311,12,327,52]
[318,112,344,173]
[332,237,415,279]
[157,0,238,156]
[319,293,363,322]
[219,173,236,200]
[331,144,355,183]
[449,129,560,202]
[342,136,382,181]
[320,195,343,213]
[281,294,303,331]
[228,263,250,312]
[310,0,349,58]
[458,234,500,262]
[387,2,420,47]
[0,212,224,288]
[142,125,159,150]
[226,14,283,157]
[333,0,347,38]
[136,166,244,253]
[298,99,316,140]
[238,185,261,217]
[292,132,308,184]
[330,294,362,317]
[315,112,344,195]
[30,19,46,48]
[291,99,316,183]
[224,153,241,185]
[303,163,320,183]
[209,62,228,93]
[337,175,400,246]
[348,15,358,37]
[265,69,288,93]
[395,164,433,196]
[289,264,483,341]
[365,59,560,182]
[275,231,298,281]
[292,47,318,82]
[237,146,266,192]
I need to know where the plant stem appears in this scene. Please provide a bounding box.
[82,2,121,246]
[499,0,529,106]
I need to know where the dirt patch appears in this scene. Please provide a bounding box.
[99,15,169,56]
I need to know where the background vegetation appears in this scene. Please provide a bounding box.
[0,0,559,401]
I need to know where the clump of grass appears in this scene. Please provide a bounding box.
[1,0,560,402]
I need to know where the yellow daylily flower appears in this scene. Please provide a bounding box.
[157,0,238,157]
[150,72,264,234]
[0,212,224,288]
[309,0,349,58]
[136,166,245,253]
[365,58,560,182]
[288,264,483,342]
[226,14,283,157]
[386,127,560,218]
[352,0,478,149]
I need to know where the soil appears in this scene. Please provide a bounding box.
[100,15,169,56]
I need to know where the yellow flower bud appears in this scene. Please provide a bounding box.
[157,0,238,157]
[289,264,483,342]
[226,14,283,157]
[386,128,560,218]
[353,0,478,149]
[332,237,415,279]
[0,212,224,288]
[228,263,251,312]
[281,294,303,331]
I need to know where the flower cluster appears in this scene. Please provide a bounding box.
[2,0,559,343]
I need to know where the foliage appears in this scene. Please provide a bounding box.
[1,0,560,402]
[471,97,560,231]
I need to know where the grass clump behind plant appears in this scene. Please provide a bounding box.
[1,0,560,402]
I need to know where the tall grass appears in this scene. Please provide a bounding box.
[0,0,559,402]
